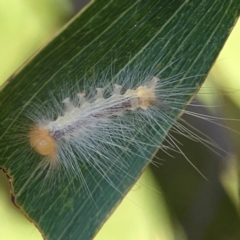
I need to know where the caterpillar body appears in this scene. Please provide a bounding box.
[29,77,158,165]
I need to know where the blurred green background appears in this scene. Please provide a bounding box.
[0,1,239,239]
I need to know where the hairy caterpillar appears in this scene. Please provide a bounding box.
[6,62,206,200]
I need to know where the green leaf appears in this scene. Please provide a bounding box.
[0,0,239,239]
